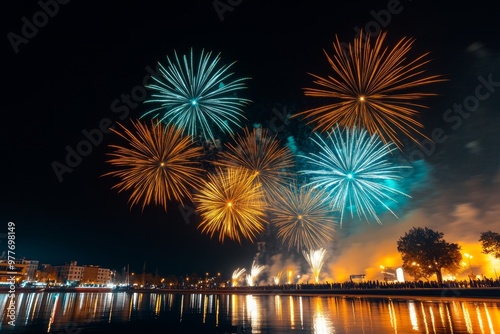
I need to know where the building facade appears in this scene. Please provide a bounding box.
[55,261,84,284]
[0,260,27,284]
[81,265,112,285]
[0,259,39,283]
[1,258,114,286]
[22,259,39,281]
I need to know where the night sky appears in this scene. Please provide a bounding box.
[2,1,499,279]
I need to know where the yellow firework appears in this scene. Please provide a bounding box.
[294,30,445,148]
[104,119,204,211]
[216,127,294,201]
[194,167,267,243]
[269,182,336,252]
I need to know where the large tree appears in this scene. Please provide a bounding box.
[479,231,500,258]
[397,227,462,283]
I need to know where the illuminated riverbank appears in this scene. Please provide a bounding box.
[7,286,499,299]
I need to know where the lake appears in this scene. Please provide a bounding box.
[1,291,500,333]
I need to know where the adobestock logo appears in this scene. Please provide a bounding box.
[396,73,499,177]
[7,0,71,54]
[353,0,408,38]
[268,105,290,136]
[51,63,162,183]
[49,323,81,334]
[212,0,243,22]
[338,0,411,53]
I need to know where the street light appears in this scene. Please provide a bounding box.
[464,253,474,276]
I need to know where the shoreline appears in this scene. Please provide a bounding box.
[2,287,500,299]
[168,287,500,300]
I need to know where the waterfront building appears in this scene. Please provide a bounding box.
[54,261,84,285]
[81,265,113,285]
[0,260,28,283]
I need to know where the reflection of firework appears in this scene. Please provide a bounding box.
[144,49,251,142]
[269,182,336,251]
[294,31,445,148]
[217,127,294,202]
[232,268,246,287]
[303,248,327,283]
[246,261,266,287]
[300,127,410,225]
[194,167,267,243]
[104,120,203,211]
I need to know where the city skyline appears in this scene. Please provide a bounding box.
[2,1,499,279]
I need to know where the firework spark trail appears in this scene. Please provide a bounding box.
[194,167,267,243]
[287,269,294,284]
[217,126,295,203]
[104,120,204,211]
[273,271,284,285]
[232,268,246,287]
[303,248,327,284]
[246,261,266,287]
[294,30,445,149]
[300,126,411,225]
[269,181,336,251]
[144,48,251,142]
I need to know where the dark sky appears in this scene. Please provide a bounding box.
[1,1,499,278]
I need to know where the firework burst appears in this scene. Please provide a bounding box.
[300,126,410,225]
[143,48,251,142]
[245,261,266,287]
[232,268,246,287]
[193,167,267,243]
[104,120,204,211]
[303,248,327,284]
[294,30,445,148]
[269,181,336,252]
[217,126,295,202]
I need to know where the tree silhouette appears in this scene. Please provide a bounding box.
[479,231,500,259]
[397,227,462,283]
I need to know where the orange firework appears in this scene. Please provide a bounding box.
[294,30,445,148]
[194,167,267,244]
[104,119,204,211]
[216,127,295,202]
[269,181,336,252]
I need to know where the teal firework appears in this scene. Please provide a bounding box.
[143,49,251,141]
[300,126,411,225]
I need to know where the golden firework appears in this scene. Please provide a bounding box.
[104,119,204,211]
[294,30,445,148]
[269,181,336,252]
[303,248,327,283]
[194,167,267,243]
[216,127,294,202]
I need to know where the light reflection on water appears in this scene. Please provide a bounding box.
[1,292,500,333]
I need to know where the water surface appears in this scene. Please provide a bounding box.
[1,291,500,333]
